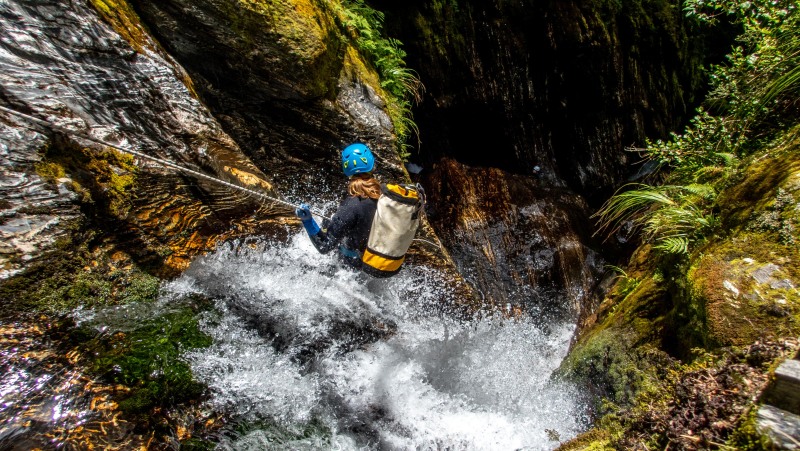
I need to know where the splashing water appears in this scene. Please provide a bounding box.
[164,233,589,450]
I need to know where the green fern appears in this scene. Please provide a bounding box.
[653,236,690,255]
[338,0,423,157]
[594,184,717,255]
[760,20,800,107]
[605,265,641,296]
[593,184,676,237]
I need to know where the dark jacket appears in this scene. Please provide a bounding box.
[309,196,378,267]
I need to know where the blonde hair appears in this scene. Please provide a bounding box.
[348,173,381,200]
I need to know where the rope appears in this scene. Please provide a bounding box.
[0,105,332,219]
[0,105,456,256]
[0,105,449,254]
[412,238,443,249]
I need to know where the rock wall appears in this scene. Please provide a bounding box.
[371,0,716,315]
[0,0,475,308]
[0,0,295,277]
[127,0,407,203]
[425,158,603,316]
[381,0,709,196]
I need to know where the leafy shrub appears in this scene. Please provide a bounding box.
[595,184,718,255]
[598,1,799,255]
[337,0,423,158]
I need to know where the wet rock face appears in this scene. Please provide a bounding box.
[380,0,708,200]
[0,0,289,276]
[128,0,406,202]
[0,0,413,279]
[425,159,604,316]
[0,127,81,278]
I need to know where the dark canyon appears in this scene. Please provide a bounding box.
[5,0,796,449]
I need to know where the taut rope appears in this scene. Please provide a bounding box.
[0,105,332,218]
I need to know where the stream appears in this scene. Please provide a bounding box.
[163,233,588,449]
[0,232,588,450]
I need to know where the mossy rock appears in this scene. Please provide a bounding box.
[685,232,800,349]
[681,146,800,349]
[565,138,800,448]
[562,243,677,411]
[38,139,139,219]
[216,0,346,98]
[78,304,212,416]
[89,0,155,54]
[719,148,800,231]
[235,0,335,63]
[0,226,160,315]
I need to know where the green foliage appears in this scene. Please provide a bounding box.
[654,236,690,254]
[726,408,776,450]
[338,0,423,157]
[644,109,742,180]
[683,0,796,27]
[762,21,800,109]
[606,264,641,297]
[650,0,799,170]
[599,1,799,255]
[594,184,718,255]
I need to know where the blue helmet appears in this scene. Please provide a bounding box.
[341,143,375,177]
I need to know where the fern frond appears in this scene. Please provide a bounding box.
[678,183,715,196]
[653,236,690,255]
[593,184,676,237]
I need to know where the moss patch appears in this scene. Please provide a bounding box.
[727,407,779,450]
[561,244,680,415]
[237,0,333,62]
[216,0,342,98]
[719,148,800,230]
[34,160,66,181]
[76,306,212,417]
[39,139,138,219]
[88,0,155,54]
[0,225,159,315]
[681,144,800,349]
[561,325,673,414]
[686,232,800,348]
[556,427,615,451]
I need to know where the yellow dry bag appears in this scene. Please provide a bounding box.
[361,184,422,277]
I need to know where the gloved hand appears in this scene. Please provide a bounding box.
[295,203,321,236]
[295,204,313,222]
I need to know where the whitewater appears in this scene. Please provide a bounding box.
[160,232,589,450]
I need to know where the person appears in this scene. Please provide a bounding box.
[295,143,381,268]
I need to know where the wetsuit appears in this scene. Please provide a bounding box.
[308,196,377,268]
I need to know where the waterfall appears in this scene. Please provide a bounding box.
[161,232,589,449]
